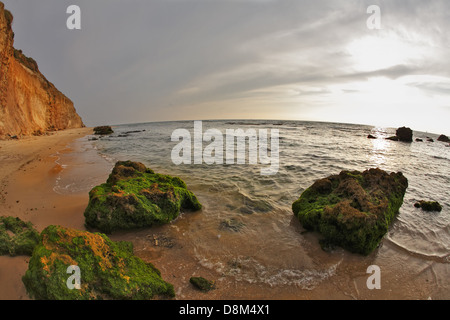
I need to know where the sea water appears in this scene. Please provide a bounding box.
[54,120,450,299]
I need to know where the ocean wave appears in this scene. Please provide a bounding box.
[197,254,341,290]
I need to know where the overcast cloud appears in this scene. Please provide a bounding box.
[3,0,450,134]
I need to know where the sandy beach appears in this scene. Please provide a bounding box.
[0,127,93,299]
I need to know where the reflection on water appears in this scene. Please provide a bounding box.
[56,120,450,299]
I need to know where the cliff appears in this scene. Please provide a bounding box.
[0,2,84,139]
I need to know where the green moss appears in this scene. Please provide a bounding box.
[22,225,175,300]
[190,276,215,292]
[0,216,40,256]
[292,168,408,255]
[84,161,202,233]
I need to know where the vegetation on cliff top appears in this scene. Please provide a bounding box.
[22,225,175,300]
[13,49,39,73]
[84,160,202,233]
[292,168,408,255]
[0,216,40,256]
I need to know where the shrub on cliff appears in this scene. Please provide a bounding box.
[22,225,175,300]
[292,168,408,255]
[0,216,40,256]
[84,160,202,233]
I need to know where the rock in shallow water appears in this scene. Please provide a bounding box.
[84,160,202,233]
[414,200,442,212]
[292,168,408,255]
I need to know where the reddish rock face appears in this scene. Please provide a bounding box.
[0,3,84,139]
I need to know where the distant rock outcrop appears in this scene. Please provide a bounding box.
[385,127,413,142]
[93,126,114,135]
[0,3,84,139]
[292,168,408,255]
[437,134,450,143]
[395,127,413,142]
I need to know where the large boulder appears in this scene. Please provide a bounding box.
[84,160,202,233]
[395,127,413,142]
[22,225,175,300]
[292,168,408,255]
[0,216,40,256]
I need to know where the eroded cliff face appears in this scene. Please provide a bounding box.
[0,2,84,139]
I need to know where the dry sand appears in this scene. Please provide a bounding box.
[0,127,93,299]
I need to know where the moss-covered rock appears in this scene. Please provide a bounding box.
[84,160,202,233]
[190,276,215,292]
[22,225,175,300]
[414,200,442,212]
[93,126,114,135]
[0,216,40,256]
[292,168,408,255]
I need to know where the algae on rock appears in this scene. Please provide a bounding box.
[0,216,40,256]
[84,160,202,233]
[22,225,175,300]
[292,168,408,255]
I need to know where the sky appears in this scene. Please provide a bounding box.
[3,0,450,135]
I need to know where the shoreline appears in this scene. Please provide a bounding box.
[0,127,94,299]
[0,125,447,300]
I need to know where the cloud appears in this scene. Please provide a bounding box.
[2,0,450,133]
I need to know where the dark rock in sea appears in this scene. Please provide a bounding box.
[292,168,408,255]
[437,134,450,143]
[0,216,40,256]
[124,130,146,134]
[427,138,434,142]
[415,138,423,142]
[367,134,377,139]
[386,136,399,141]
[84,160,202,233]
[414,200,442,212]
[93,126,114,135]
[396,127,413,142]
[190,276,215,292]
[22,225,175,300]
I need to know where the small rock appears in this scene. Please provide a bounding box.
[386,136,399,141]
[414,200,442,212]
[437,134,450,143]
[189,276,215,292]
